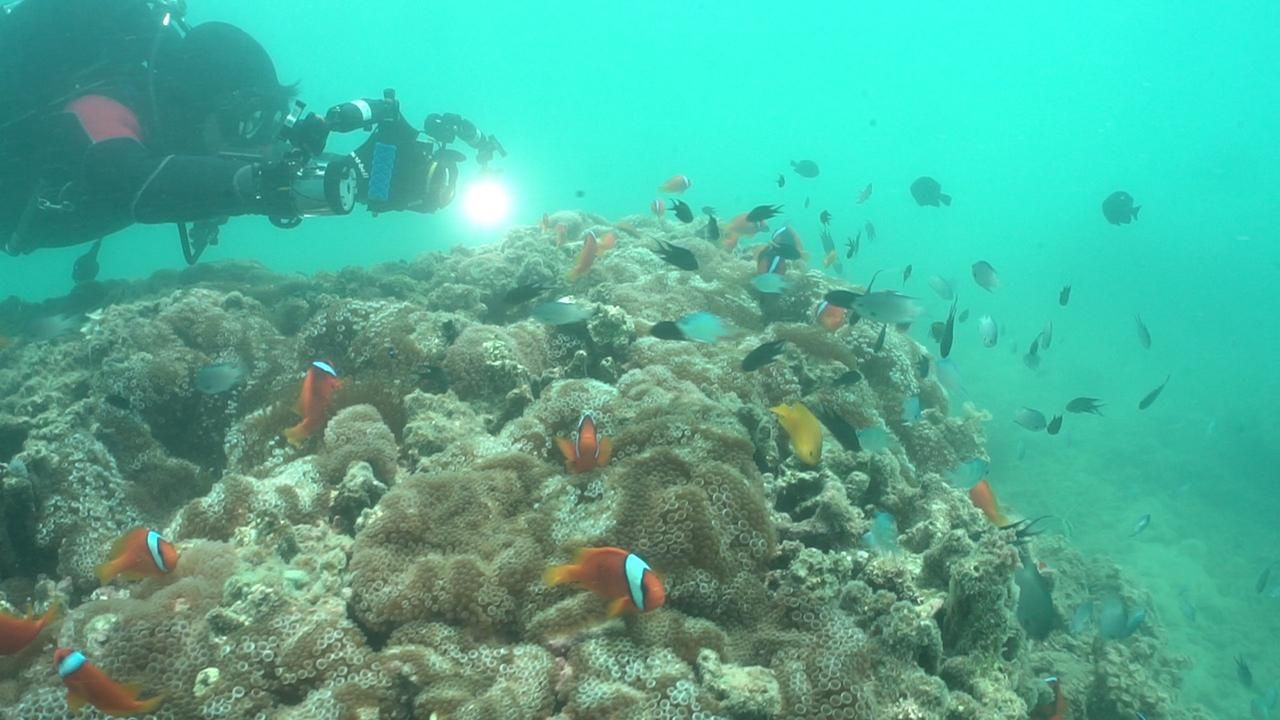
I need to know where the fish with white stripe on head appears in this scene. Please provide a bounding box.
[95,528,179,585]
[544,547,666,617]
[54,647,164,716]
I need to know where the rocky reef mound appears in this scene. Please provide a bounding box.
[0,214,1207,719]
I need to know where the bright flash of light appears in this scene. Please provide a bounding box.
[461,178,512,227]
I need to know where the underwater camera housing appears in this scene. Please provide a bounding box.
[271,89,506,227]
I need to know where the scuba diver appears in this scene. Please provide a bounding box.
[0,0,504,266]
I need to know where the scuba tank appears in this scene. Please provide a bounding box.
[0,0,186,249]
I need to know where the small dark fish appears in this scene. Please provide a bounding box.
[741,340,786,372]
[1135,314,1152,349]
[653,240,698,271]
[845,231,861,259]
[1129,513,1151,537]
[1039,321,1054,350]
[702,206,716,216]
[902,264,913,285]
[854,290,921,324]
[1137,375,1170,410]
[1059,285,1072,306]
[1014,547,1055,639]
[703,216,720,241]
[856,183,872,204]
[776,174,785,188]
[1102,190,1141,225]
[746,204,784,224]
[927,275,954,300]
[929,321,945,343]
[195,360,246,394]
[910,176,951,207]
[441,319,461,346]
[503,280,548,305]
[669,198,694,223]
[1066,397,1104,415]
[972,261,1000,291]
[819,209,831,226]
[873,324,887,353]
[864,221,877,242]
[72,238,103,284]
[823,289,862,309]
[1014,407,1047,431]
[574,189,586,198]
[1046,415,1063,435]
[532,299,591,325]
[958,309,970,323]
[940,300,957,359]
[916,355,930,379]
[1257,565,1273,594]
[1236,655,1253,688]
[1023,336,1041,370]
[978,315,998,347]
[791,159,820,178]
[804,196,811,209]
[649,321,687,341]
[813,406,861,452]
[833,370,862,386]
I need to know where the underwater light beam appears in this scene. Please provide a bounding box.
[461,178,513,227]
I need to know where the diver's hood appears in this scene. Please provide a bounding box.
[150,22,289,151]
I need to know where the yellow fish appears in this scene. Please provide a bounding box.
[770,402,822,465]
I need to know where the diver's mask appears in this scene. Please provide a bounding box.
[213,88,288,150]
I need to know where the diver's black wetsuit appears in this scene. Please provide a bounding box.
[0,5,288,256]
[0,91,262,254]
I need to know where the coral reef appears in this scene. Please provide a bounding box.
[0,216,1208,719]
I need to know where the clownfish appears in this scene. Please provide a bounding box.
[649,198,665,218]
[555,412,614,473]
[770,402,823,465]
[96,528,179,585]
[720,212,771,251]
[813,301,849,332]
[544,547,666,617]
[0,603,60,655]
[968,478,1009,526]
[757,250,786,276]
[284,360,342,447]
[597,230,618,252]
[54,648,164,717]
[771,224,806,260]
[1029,676,1066,720]
[566,231,600,282]
[657,174,691,193]
[540,213,551,232]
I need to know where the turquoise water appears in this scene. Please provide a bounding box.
[3,1,1279,716]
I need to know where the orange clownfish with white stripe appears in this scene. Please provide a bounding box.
[968,478,1010,526]
[0,603,60,655]
[566,231,600,282]
[284,360,342,447]
[657,174,692,193]
[813,300,849,332]
[555,412,614,473]
[96,528,179,585]
[54,648,164,717]
[544,547,666,617]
